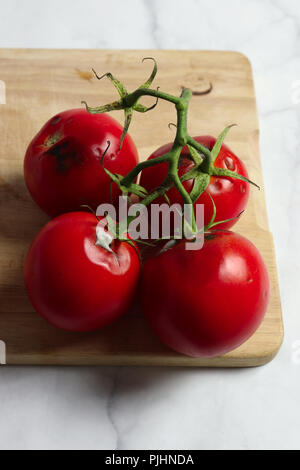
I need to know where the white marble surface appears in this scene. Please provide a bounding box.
[0,0,300,450]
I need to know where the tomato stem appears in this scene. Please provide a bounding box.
[83,59,258,239]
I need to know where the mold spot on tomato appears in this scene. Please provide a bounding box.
[45,132,62,147]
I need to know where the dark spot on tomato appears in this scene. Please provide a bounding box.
[46,138,83,172]
[240,184,246,193]
[50,116,61,126]
[66,117,73,124]
[225,157,235,171]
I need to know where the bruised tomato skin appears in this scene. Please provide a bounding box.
[140,232,270,358]
[140,136,250,230]
[24,109,138,217]
[24,212,140,332]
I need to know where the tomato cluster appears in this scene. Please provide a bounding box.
[24,81,270,358]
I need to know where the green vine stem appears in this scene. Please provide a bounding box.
[83,58,259,238]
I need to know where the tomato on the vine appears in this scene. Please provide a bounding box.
[24,212,140,332]
[140,136,250,230]
[140,231,269,357]
[24,109,138,217]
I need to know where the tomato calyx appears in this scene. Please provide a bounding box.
[179,125,260,197]
[82,58,159,150]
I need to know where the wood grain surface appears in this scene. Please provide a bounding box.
[0,49,283,366]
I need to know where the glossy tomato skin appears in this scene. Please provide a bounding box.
[140,136,249,230]
[24,212,140,332]
[24,109,138,217]
[140,231,269,357]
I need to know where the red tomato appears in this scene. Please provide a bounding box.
[140,136,249,230]
[24,109,138,217]
[140,231,269,357]
[24,212,140,332]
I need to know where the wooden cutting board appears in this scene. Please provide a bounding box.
[0,49,283,367]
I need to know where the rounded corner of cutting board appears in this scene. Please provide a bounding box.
[253,328,284,367]
[229,50,253,69]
